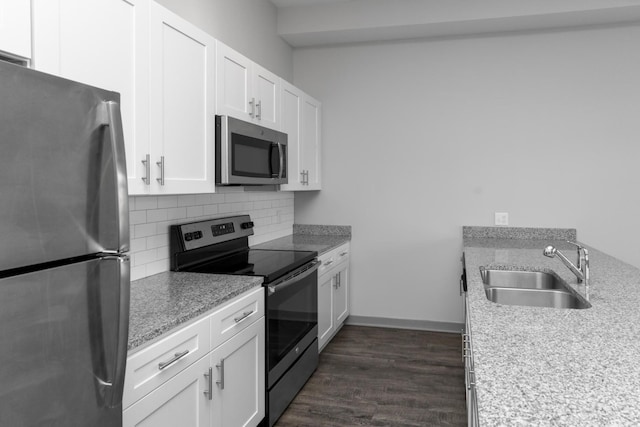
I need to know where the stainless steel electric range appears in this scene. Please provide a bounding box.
[169,215,319,426]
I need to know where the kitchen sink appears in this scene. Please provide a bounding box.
[480,269,566,290]
[480,268,591,309]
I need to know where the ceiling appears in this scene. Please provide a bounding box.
[270,0,349,7]
[271,0,640,47]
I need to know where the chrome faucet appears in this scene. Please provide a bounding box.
[543,241,589,287]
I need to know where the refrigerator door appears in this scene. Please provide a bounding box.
[0,61,129,271]
[0,256,130,427]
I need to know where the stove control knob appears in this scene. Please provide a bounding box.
[241,221,254,229]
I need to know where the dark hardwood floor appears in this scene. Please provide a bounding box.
[275,325,466,427]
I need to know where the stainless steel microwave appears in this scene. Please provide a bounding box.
[215,115,288,185]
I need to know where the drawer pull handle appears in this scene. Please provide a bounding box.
[234,310,254,323]
[339,251,348,256]
[158,349,189,370]
[324,260,334,266]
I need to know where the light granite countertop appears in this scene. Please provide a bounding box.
[252,224,351,255]
[128,272,263,352]
[463,227,640,426]
[252,234,350,255]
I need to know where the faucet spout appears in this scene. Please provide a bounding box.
[543,242,590,288]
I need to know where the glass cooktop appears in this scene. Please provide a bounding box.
[186,249,317,284]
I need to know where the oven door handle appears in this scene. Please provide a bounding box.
[268,260,320,295]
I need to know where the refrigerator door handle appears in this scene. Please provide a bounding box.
[103,255,130,408]
[101,101,130,252]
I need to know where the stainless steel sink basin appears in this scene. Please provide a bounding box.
[480,269,565,290]
[480,268,591,309]
[484,287,591,309]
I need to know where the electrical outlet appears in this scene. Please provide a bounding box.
[494,212,509,226]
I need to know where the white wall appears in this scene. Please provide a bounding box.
[155,0,293,81]
[293,24,640,324]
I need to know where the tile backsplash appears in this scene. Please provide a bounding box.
[129,187,294,281]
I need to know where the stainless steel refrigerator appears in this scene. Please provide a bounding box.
[0,61,130,426]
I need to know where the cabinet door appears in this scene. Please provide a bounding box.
[0,0,31,60]
[318,272,335,351]
[32,0,148,194]
[123,355,211,427]
[334,264,349,325]
[253,64,280,130]
[211,317,265,427]
[148,2,216,194]
[216,41,253,122]
[301,95,322,190]
[279,81,304,191]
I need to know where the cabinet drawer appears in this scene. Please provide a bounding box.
[211,287,264,348]
[334,242,350,266]
[318,251,335,276]
[123,316,211,409]
[318,242,350,277]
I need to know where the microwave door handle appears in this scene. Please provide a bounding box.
[277,142,284,179]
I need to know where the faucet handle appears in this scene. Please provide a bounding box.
[566,241,585,270]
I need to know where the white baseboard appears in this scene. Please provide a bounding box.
[345,315,463,334]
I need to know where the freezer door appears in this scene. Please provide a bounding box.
[0,256,130,427]
[0,61,129,271]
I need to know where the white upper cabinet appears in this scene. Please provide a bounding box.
[301,95,321,190]
[252,64,280,130]
[32,0,216,195]
[280,81,322,191]
[215,42,252,121]
[279,81,304,191]
[32,0,147,194]
[216,41,281,130]
[0,0,31,60]
[146,1,216,194]
[32,0,319,195]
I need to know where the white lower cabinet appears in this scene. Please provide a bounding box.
[211,318,265,427]
[317,243,350,351]
[123,287,265,427]
[123,355,211,427]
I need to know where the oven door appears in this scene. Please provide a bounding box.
[216,115,287,185]
[266,260,319,388]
